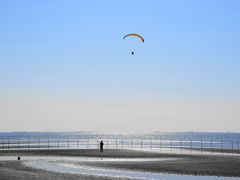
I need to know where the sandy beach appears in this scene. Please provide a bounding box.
[0,149,240,180]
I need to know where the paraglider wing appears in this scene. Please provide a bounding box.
[123,33,144,43]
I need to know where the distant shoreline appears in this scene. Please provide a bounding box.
[0,149,240,179]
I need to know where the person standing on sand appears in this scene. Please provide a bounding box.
[100,140,104,152]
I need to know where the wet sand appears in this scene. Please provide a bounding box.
[0,161,105,180]
[182,147,240,154]
[0,149,240,179]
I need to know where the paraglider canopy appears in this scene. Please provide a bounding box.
[123,33,144,55]
[123,33,144,43]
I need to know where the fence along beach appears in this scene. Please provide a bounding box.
[0,132,240,155]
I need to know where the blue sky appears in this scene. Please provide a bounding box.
[0,1,240,131]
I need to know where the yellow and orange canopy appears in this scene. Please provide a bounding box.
[123,33,144,43]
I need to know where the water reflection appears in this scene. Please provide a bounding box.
[19,156,239,180]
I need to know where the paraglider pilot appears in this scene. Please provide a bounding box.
[100,140,104,152]
[123,33,144,56]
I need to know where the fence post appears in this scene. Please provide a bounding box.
[160,138,162,152]
[211,139,212,151]
[221,139,223,155]
[180,140,182,152]
[190,139,192,153]
[150,138,152,149]
[87,139,89,149]
[87,134,89,149]
[200,139,202,154]
[158,137,160,149]
[131,137,133,149]
[170,139,172,152]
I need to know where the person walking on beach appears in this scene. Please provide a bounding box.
[100,140,104,152]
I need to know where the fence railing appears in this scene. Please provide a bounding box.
[0,138,239,155]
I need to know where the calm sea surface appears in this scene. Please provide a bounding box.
[0,131,239,141]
